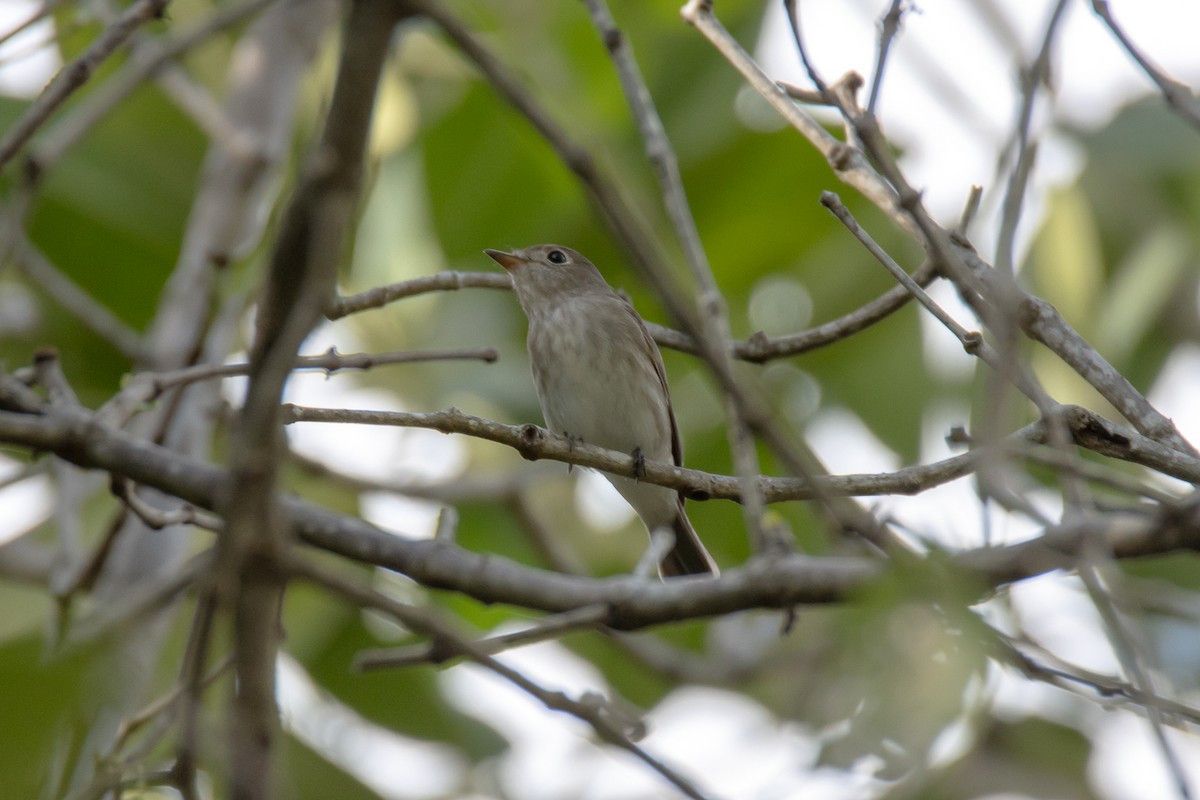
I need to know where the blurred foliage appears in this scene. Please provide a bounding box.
[0,0,1198,798]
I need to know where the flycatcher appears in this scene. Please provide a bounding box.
[486,244,717,578]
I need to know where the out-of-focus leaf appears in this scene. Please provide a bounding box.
[808,553,991,776]
[938,716,1095,800]
[1096,223,1191,363]
[2,84,204,404]
[1031,185,1104,333]
[0,633,96,797]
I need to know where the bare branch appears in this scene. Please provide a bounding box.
[583,0,768,552]
[821,191,1054,410]
[328,271,512,319]
[98,346,497,428]
[113,477,224,532]
[1003,635,1200,728]
[957,184,984,236]
[2,385,1199,628]
[285,402,1200,494]
[214,0,404,795]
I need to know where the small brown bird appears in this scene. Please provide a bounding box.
[486,244,717,578]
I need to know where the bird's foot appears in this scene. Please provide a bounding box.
[631,446,645,481]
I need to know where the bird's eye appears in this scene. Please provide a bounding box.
[547,250,567,264]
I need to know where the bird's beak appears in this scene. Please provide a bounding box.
[484,248,525,271]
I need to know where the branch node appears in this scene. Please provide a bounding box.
[828,143,857,173]
[519,423,545,459]
[961,330,983,355]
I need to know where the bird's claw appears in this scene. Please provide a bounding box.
[564,431,583,475]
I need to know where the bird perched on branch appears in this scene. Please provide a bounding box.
[486,244,717,578]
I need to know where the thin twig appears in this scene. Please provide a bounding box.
[1001,635,1200,728]
[175,591,219,800]
[113,477,224,532]
[994,0,1069,276]
[957,184,984,236]
[866,0,907,116]
[111,653,235,758]
[99,346,495,428]
[782,0,828,95]
[820,191,1049,407]
[355,604,610,670]
[0,1,57,52]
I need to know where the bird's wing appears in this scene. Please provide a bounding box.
[621,298,685,470]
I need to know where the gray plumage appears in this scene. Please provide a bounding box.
[486,244,717,578]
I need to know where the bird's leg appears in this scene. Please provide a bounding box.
[631,446,645,481]
[564,431,583,475]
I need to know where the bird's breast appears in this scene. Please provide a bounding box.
[526,299,672,461]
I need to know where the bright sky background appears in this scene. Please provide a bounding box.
[1,1,1199,798]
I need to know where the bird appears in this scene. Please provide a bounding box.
[485,244,717,578]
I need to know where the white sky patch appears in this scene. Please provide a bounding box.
[1009,574,1121,676]
[359,492,443,540]
[440,640,612,800]
[639,687,829,799]
[919,281,981,383]
[879,403,1058,550]
[806,406,899,476]
[282,324,467,483]
[1148,342,1200,454]
[277,654,466,800]
[755,0,1200,255]
[0,464,53,546]
[1089,711,1200,800]
[574,468,636,532]
[0,2,61,99]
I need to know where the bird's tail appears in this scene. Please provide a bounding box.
[659,505,719,578]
